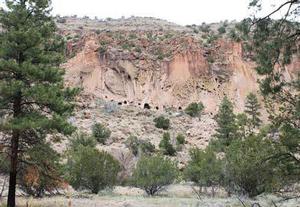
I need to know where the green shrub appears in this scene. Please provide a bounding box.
[98,45,107,55]
[125,135,155,156]
[132,155,178,196]
[228,29,241,42]
[19,142,64,197]
[134,47,142,53]
[92,123,111,144]
[66,146,120,194]
[139,140,155,156]
[207,56,215,63]
[176,134,186,145]
[125,135,139,156]
[57,18,66,24]
[159,132,176,156]
[122,42,135,51]
[218,25,226,34]
[185,102,205,117]
[224,135,279,197]
[153,116,170,130]
[184,147,222,197]
[70,132,97,150]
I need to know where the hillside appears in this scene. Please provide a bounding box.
[54,16,300,169]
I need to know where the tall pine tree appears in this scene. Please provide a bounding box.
[214,96,237,149]
[0,1,77,206]
[244,92,262,133]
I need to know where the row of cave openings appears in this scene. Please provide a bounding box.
[103,96,215,116]
[104,96,183,111]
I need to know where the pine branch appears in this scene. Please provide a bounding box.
[253,0,299,24]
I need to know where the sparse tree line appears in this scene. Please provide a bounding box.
[2,92,297,201]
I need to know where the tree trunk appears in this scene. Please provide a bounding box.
[7,131,19,207]
[7,94,21,207]
[7,134,19,207]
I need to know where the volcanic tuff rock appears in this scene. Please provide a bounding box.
[58,17,299,167]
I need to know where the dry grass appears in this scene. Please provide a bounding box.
[0,185,299,207]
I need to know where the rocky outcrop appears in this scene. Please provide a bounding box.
[62,18,299,115]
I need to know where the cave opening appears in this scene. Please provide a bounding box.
[155,106,159,110]
[178,106,182,110]
[118,102,123,105]
[144,103,151,109]
[124,101,127,104]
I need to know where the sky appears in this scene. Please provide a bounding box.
[50,0,251,25]
[0,0,293,25]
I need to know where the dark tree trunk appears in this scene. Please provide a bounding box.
[7,95,21,207]
[7,131,19,207]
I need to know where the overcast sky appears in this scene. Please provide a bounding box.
[50,0,250,25]
[0,0,292,25]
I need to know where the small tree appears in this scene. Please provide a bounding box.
[236,113,249,139]
[92,123,111,144]
[214,96,237,149]
[224,135,279,197]
[125,135,155,156]
[244,93,262,133]
[132,155,178,196]
[185,102,205,117]
[139,140,155,156]
[184,147,222,198]
[125,135,139,156]
[66,146,120,194]
[159,132,176,156]
[18,142,64,197]
[70,132,97,150]
[153,116,170,130]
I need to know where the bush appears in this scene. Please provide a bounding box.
[176,134,186,145]
[70,132,97,150]
[184,147,222,197]
[218,25,226,34]
[224,135,280,197]
[57,18,66,24]
[92,123,111,144]
[139,140,155,155]
[159,132,176,156]
[126,135,139,156]
[125,135,155,156]
[19,142,64,197]
[132,155,178,196]
[153,116,170,130]
[185,102,205,117]
[66,146,120,194]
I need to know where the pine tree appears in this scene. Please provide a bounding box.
[214,96,237,148]
[249,0,300,185]
[245,93,262,133]
[0,1,78,206]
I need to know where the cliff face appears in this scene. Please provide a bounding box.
[61,17,299,114]
[58,17,300,165]
[64,35,255,113]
